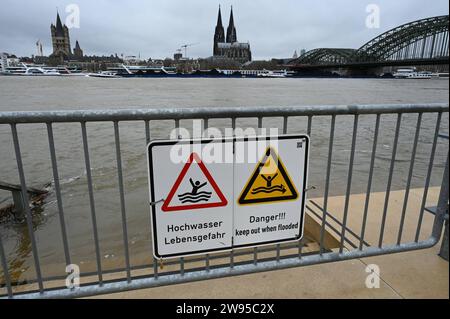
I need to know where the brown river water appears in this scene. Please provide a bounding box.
[0,76,448,286]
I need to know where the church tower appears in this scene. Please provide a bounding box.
[51,12,72,61]
[73,40,83,59]
[213,6,225,56]
[226,6,237,43]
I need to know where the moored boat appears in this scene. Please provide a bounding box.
[393,68,433,79]
[88,71,119,78]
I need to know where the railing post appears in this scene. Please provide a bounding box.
[434,153,449,261]
[11,189,26,220]
[440,218,449,261]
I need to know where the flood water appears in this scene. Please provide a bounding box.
[0,76,448,285]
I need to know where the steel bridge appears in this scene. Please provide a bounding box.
[291,15,449,70]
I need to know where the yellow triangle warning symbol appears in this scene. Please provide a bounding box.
[238,147,299,205]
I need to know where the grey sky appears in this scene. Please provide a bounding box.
[1,0,448,60]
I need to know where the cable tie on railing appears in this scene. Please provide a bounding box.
[305,186,317,192]
[150,199,164,206]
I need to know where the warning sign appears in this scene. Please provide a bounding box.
[148,139,234,259]
[233,137,309,248]
[147,135,309,259]
[162,152,228,212]
[238,147,298,205]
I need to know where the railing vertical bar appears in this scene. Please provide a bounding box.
[300,115,313,256]
[180,257,185,276]
[0,235,13,298]
[113,121,132,282]
[144,120,158,278]
[174,119,184,271]
[307,116,312,135]
[397,113,422,245]
[415,112,442,242]
[339,115,359,253]
[230,117,236,268]
[276,245,281,262]
[432,153,449,238]
[298,241,303,259]
[204,118,210,271]
[81,122,103,284]
[319,115,335,254]
[205,254,210,272]
[359,114,381,250]
[378,114,402,248]
[145,120,150,144]
[11,124,44,293]
[46,123,71,266]
[254,116,264,265]
[275,116,289,262]
[203,118,209,138]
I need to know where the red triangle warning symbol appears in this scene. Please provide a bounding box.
[161,153,228,212]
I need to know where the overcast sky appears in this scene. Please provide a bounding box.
[1,0,448,60]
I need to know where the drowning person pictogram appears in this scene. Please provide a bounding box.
[177,179,213,203]
[238,147,298,205]
[250,173,288,195]
[161,153,228,212]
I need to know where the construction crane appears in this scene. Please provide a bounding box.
[180,43,199,59]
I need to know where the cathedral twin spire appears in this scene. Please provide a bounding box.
[214,5,225,44]
[215,5,237,44]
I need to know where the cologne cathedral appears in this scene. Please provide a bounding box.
[213,6,252,63]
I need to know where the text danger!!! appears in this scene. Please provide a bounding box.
[235,213,299,237]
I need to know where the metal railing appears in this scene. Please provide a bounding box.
[0,103,448,299]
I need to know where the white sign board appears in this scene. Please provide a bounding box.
[147,135,309,259]
[148,139,234,259]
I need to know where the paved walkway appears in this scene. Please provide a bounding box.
[91,187,449,299]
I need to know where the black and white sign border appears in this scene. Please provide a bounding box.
[147,134,310,259]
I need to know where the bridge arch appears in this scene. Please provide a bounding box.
[295,48,357,65]
[291,15,448,66]
[355,15,449,62]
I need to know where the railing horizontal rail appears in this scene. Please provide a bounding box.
[0,240,312,288]
[0,103,448,124]
[9,238,439,299]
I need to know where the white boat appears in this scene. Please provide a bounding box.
[1,63,62,76]
[1,66,27,75]
[25,67,61,76]
[88,71,118,78]
[393,68,432,79]
[257,70,288,78]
